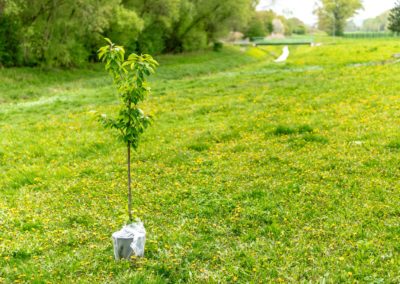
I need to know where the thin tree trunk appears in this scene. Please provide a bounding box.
[127,142,132,222]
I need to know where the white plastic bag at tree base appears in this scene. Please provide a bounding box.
[112,221,146,260]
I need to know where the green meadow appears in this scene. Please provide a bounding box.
[1,38,399,283]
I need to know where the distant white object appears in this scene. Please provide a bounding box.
[311,42,322,47]
[351,141,364,146]
[275,46,290,63]
[272,18,285,34]
[112,221,146,260]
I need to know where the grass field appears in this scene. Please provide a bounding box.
[1,38,400,283]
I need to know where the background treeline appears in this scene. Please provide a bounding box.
[0,0,255,66]
[244,10,307,39]
[0,0,306,67]
[346,11,391,33]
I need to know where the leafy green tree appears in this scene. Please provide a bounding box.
[1,0,126,66]
[287,17,307,35]
[244,10,276,39]
[98,39,158,222]
[315,0,363,36]
[123,0,181,54]
[245,15,267,39]
[106,6,143,53]
[163,0,256,53]
[388,1,400,34]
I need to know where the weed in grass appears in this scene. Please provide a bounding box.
[187,142,210,152]
[302,134,329,144]
[387,140,400,150]
[272,124,314,136]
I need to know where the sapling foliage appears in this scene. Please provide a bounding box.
[98,38,158,222]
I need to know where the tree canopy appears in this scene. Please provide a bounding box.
[244,10,275,39]
[315,0,363,36]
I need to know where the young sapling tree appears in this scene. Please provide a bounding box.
[98,38,158,222]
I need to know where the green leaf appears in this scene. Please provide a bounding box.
[104,38,113,45]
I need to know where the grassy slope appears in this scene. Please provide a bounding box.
[0,40,400,283]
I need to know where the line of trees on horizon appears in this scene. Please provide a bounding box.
[244,10,307,39]
[3,0,398,68]
[0,0,256,67]
[0,0,309,67]
[315,0,400,36]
